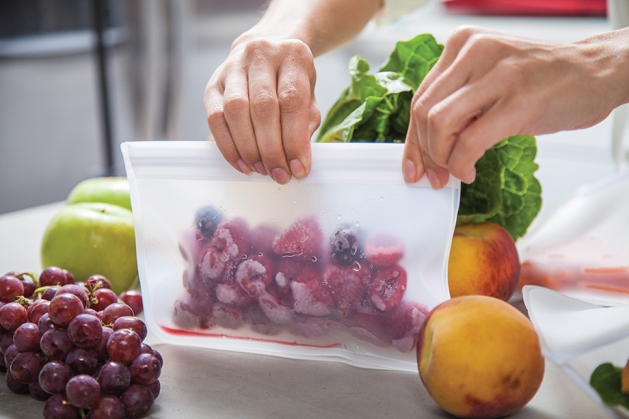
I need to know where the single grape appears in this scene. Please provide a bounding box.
[120,383,155,419]
[152,349,164,367]
[65,374,100,408]
[39,360,73,394]
[98,361,131,395]
[55,284,88,307]
[65,347,99,375]
[29,380,52,401]
[86,274,112,290]
[41,285,60,301]
[49,293,84,328]
[0,302,28,332]
[27,299,50,324]
[38,312,55,335]
[16,273,36,298]
[40,328,74,361]
[9,351,46,383]
[67,313,103,348]
[84,308,99,317]
[6,369,30,394]
[147,379,161,399]
[0,274,24,303]
[92,289,121,313]
[43,393,79,419]
[129,353,161,385]
[113,316,147,341]
[13,322,41,352]
[107,329,141,365]
[91,395,125,419]
[39,266,74,287]
[101,303,134,326]
[119,290,143,315]
[4,344,19,369]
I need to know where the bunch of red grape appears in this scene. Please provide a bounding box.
[0,267,161,419]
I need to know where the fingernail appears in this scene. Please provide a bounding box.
[403,160,417,183]
[236,159,252,174]
[462,167,476,184]
[254,162,268,176]
[271,167,290,184]
[426,169,443,190]
[289,159,305,179]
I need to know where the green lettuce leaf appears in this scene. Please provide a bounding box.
[590,363,629,409]
[316,34,542,241]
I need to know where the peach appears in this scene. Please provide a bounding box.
[448,222,520,301]
[417,296,544,418]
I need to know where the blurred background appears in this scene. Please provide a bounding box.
[0,0,617,223]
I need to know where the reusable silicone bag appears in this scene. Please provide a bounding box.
[121,141,460,371]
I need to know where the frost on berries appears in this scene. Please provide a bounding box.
[175,209,430,354]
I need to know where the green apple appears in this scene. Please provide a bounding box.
[67,177,132,211]
[41,202,137,294]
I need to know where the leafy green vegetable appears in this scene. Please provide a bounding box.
[316,33,542,241]
[590,363,629,409]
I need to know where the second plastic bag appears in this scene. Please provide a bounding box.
[122,141,460,371]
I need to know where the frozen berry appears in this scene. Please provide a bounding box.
[195,206,223,240]
[198,246,236,285]
[215,281,253,307]
[210,218,252,261]
[380,301,429,352]
[364,233,404,268]
[257,291,293,325]
[243,304,281,336]
[273,258,303,291]
[272,217,324,261]
[323,263,371,315]
[368,265,407,312]
[288,316,338,339]
[330,227,360,266]
[211,303,244,330]
[290,267,333,317]
[172,299,210,330]
[235,255,274,296]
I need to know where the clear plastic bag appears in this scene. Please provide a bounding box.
[518,170,629,307]
[121,141,460,371]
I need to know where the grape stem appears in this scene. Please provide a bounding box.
[14,295,32,307]
[16,271,40,287]
[33,285,54,298]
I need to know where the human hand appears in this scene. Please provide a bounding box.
[204,37,321,184]
[402,26,628,188]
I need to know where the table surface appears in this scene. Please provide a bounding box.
[0,201,612,419]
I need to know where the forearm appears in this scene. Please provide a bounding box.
[232,0,383,57]
[573,27,629,109]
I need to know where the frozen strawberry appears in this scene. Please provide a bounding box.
[215,281,254,307]
[210,218,252,261]
[273,258,303,294]
[198,246,237,285]
[330,226,361,266]
[322,263,371,316]
[272,217,324,261]
[235,255,274,296]
[250,224,280,255]
[290,267,334,317]
[257,291,293,325]
[243,304,281,336]
[364,233,404,268]
[368,265,407,312]
[211,303,244,330]
[186,277,215,316]
[288,315,339,339]
[380,301,429,352]
[172,299,211,330]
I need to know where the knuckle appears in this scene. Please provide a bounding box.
[278,85,306,113]
[244,38,274,57]
[206,107,226,129]
[251,93,278,118]
[222,95,249,116]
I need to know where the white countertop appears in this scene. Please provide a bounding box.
[0,201,611,418]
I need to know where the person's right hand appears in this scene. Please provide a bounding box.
[204,37,321,184]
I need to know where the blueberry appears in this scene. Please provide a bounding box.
[330,227,360,266]
[194,206,223,240]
